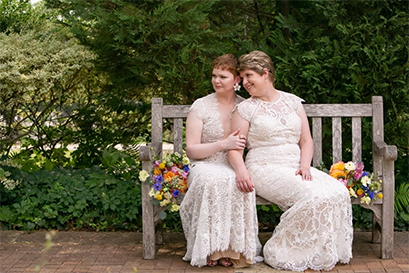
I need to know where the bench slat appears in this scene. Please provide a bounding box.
[352,117,362,162]
[173,118,184,154]
[305,104,372,117]
[312,117,322,167]
[162,105,190,118]
[332,117,342,163]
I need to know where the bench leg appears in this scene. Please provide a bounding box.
[142,181,156,259]
[381,161,395,259]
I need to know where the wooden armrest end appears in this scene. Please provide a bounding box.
[140,145,153,161]
[373,141,398,161]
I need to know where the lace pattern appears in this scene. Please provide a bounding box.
[237,92,353,271]
[180,93,259,267]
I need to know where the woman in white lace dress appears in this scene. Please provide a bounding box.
[228,51,353,271]
[179,54,259,268]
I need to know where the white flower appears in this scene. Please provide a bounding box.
[344,161,356,171]
[360,196,371,205]
[361,176,371,187]
[164,192,172,200]
[138,170,149,182]
[148,188,156,197]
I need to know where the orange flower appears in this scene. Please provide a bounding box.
[163,171,175,181]
[329,161,345,173]
[153,168,161,175]
[377,193,383,199]
[330,170,346,180]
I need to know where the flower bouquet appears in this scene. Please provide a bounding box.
[138,152,190,219]
[329,161,383,205]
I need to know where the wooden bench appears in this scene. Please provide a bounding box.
[139,96,397,260]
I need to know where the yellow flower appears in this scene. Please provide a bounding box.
[156,194,162,201]
[356,189,364,196]
[170,204,180,212]
[349,188,357,198]
[182,156,190,165]
[158,163,165,169]
[377,193,383,199]
[160,199,170,207]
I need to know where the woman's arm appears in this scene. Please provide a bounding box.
[185,109,246,160]
[295,107,314,181]
[228,111,254,193]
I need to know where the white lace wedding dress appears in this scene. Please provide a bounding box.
[180,93,259,267]
[236,91,353,272]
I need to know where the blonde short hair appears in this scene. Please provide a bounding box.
[238,51,275,83]
[211,54,238,77]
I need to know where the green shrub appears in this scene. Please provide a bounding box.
[0,149,142,231]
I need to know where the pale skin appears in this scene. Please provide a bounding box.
[228,68,314,193]
[185,68,246,160]
[185,67,247,267]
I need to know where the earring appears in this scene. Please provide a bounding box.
[233,83,241,92]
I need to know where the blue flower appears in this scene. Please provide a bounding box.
[369,191,375,199]
[153,183,162,191]
[172,190,180,198]
[183,165,190,172]
[362,171,369,177]
[155,175,164,183]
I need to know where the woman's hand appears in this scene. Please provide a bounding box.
[222,129,246,150]
[295,167,312,181]
[235,168,255,193]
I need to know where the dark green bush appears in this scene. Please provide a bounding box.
[0,149,142,231]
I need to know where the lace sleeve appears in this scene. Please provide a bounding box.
[284,92,305,114]
[236,99,259,122]
[190,98,206,119]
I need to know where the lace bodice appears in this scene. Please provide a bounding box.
[236,91,304,150]
[236,91,353,271]
[190,93,244,163]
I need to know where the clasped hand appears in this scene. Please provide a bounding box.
[223,129,246,150]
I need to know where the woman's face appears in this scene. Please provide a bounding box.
[212,68,236,94]
[239,69,265,97]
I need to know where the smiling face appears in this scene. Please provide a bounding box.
[212,68,238,94]
[239,68,268,97]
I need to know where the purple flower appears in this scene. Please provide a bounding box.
[153,183,162,191]
[172,190,180,198]
[355,163,364,172]
[155,175,164,183]
[354,171,363,181]
[171,166,179,173]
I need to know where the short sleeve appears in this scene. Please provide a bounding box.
[235,99,260,122]
[189,98,206,120]
[284,92,305,114]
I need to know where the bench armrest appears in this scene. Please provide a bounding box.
[139,145,153,162]
[373,141,398,161]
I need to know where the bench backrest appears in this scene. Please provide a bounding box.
[150,96,385,174]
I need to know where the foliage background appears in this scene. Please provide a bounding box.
[1,0,408,232]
